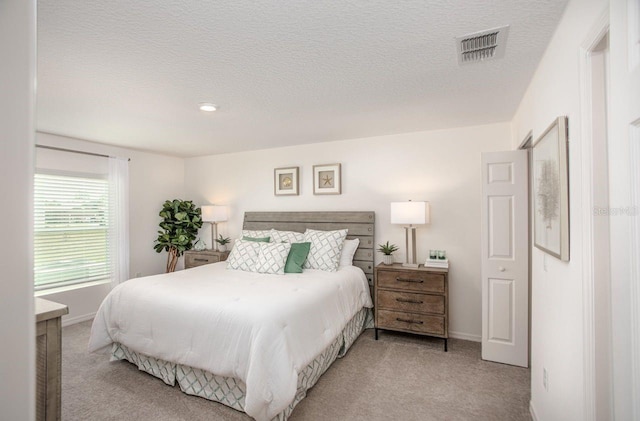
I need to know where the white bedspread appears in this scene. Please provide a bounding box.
[88,262,373,421]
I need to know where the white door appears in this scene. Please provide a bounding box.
[480,150,529,367]
[609,0,640,418]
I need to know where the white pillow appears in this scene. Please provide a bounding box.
[255,242,292,275]
[241,230,273,241]
[339,238,360,268]
[303,229,348,272]
[226,240,261,272]
[270,229,304,243]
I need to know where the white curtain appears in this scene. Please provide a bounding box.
[109,157,130,288]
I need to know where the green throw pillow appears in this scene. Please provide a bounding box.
[284,242,311,273]
[242,236,271,242]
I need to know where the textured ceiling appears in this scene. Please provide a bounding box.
[37,0,568,157]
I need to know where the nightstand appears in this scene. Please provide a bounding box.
[374,263,449,351]
[184,250,230,269]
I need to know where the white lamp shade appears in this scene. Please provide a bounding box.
[390,201,430,225]
[201,205,228,222]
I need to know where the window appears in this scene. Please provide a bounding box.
[34,172,110,291]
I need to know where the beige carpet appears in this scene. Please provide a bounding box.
[62,321,531,420]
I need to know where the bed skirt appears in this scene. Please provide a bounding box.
[110,307,373,420]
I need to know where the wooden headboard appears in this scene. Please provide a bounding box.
[243,211,375,287]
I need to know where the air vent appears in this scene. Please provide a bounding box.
[456,25,509,65]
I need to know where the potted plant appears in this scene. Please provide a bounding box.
[216,235,231,252]
[154,199,203,272]
[377,241,398,265]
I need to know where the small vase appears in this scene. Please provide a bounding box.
[218,244,227,252]
[382,255,394,265]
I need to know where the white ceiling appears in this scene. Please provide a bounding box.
[37,0,568,157]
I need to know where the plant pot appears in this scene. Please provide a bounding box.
[382,255,394,265]
[217,244,227,252]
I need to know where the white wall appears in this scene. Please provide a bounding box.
[36,133,185,324]
[185,123,511,340]
[510,0,608,419]
[0,0,36,418]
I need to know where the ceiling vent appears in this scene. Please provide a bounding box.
[456,25,509,65]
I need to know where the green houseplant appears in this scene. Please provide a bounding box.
[215,235,231,252]
[154,199,203,272]
[377,241,399,265]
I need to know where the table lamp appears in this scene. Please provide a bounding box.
[391,201,430,267]
[201,205,228,251]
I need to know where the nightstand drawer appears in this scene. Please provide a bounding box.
[185,253,220,268]
[377,270,445,293]
[377,290,444,315]
[377,309,445,336]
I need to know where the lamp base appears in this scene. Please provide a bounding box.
[211,222,218,251]
[403,226,419,268]
[402,262,420,268]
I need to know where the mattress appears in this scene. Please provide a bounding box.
[88,262,373,421]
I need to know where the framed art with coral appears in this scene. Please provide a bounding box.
[274,166,299,196]
[532,116,569,261]
[313,163,341,195]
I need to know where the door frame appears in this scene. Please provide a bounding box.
[579,8,611,421]
[517,131,533,368]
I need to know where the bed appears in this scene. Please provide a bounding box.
[88,211,375,421]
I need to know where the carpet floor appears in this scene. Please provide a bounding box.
[62,321,531,421]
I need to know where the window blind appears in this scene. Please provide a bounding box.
[34,173,110,291]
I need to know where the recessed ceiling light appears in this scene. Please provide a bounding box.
[199,103,217,112]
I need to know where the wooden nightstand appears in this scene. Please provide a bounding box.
[374,263,449,351]
[184,250,230,269]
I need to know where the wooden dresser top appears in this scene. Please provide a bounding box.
[35,298,69,323]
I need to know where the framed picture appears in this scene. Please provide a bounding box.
[532,116,569,261]
[274,167,299,196]
[313,163,341,195]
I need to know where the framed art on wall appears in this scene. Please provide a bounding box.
[274,167,299,196]
[313,163,341,195]
[532,116,570,261]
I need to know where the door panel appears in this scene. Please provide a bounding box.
[488,196,514,258]
[488,278,514,343]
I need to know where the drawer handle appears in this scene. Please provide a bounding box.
[396,298,423,304]
[396,277,424,284]
[194,258,210,262]
[396,317,424,325]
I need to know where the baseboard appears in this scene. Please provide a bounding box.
[449,330,481,342]
[62,312,96,327]
[530,401,539,421]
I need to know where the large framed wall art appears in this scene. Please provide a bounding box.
[532,116,569,261]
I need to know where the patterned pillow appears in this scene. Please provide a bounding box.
[226,240,261,272]
[255,242,292,275]
[270,229,304,243]
[241,230,272,241]
[303,229,348,272]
